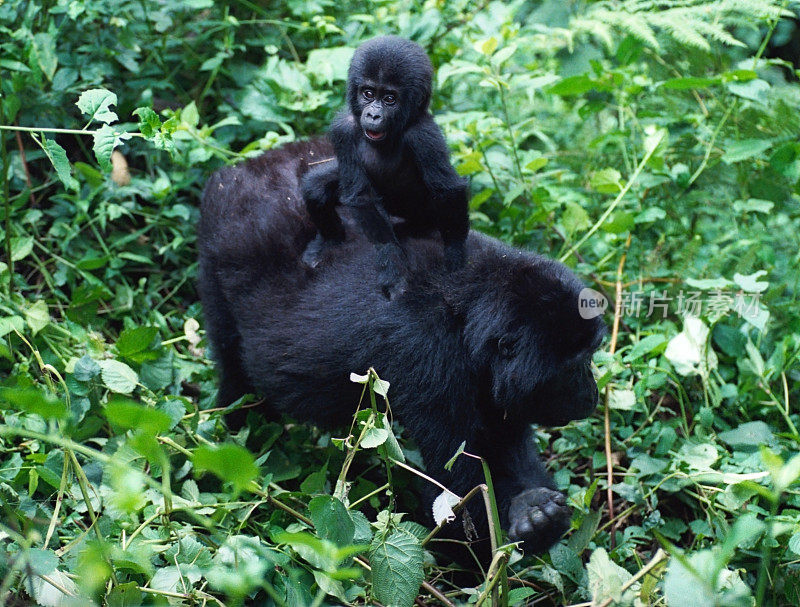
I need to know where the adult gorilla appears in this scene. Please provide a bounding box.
[197,140,604,562]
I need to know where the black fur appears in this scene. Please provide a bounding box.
[197,140,604,564]
[301,36,469,298]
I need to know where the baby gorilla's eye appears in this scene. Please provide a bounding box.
[363,89,375,100]
[383,94,396,105]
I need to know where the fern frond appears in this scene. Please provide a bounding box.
[572,0,789,52]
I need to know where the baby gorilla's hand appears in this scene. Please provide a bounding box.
[507,488,571,553]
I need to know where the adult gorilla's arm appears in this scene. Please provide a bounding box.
[404,115,469,270]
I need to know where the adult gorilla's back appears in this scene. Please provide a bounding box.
[198,140,604,563]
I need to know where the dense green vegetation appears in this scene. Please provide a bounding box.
[2,0,800,605]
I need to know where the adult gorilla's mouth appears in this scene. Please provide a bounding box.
[364,129,386,141]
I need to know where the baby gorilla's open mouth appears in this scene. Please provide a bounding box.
[364,129,386,141]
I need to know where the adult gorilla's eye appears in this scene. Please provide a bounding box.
[498,336,516,358]
[363,89,375,100]
[383,94,396,105]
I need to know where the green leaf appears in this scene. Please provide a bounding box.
[24,299,50,335]
[444,441,466,471]
[361,427,388,448]
[721,139,772,164]
[116,326,158,357]
[27,549,58,575]
[623,334,667,362]
[33,33,58,81]
[549,74,595,96]
[0,387,68,419]
[590,168,622,194]
[193,443,258,491]
[98,359,139,394]
[309,496,355,547]
[661,76,719,90]
[10,236,33,261]
[369,528,424,607]
[788,533,800,556]
[106,582,143,607]
[42,137,78,191]
[587,547,637,605]
[92,124,119,171]
[104,400,171,435]
[76,88,118,124]
[133,107,162,137]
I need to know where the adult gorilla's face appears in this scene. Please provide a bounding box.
[467,258,605,426]
[490,327,600,426]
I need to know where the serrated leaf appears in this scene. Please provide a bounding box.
[718,421,774,450]
[98,359,139,394]
[432,490,460,525]
[42,137,78,190]
[133,106,161,137]
[77,88,118,124]
[369,529,424,607]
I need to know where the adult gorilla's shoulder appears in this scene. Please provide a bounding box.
[197,140,604,566]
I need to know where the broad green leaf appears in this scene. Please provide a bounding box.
[76,88,118,124]
[106,582,143,607]
[104,400,171,435]
[24,299,50,334]
[0,387,68,419]
[718,421,774,450]
[623,334,667,362]
[309,495,355,547]
[42,137,78,190]
[549,74,595,96]
[361,426,388,448]
[608,389,636,410]
[721,139,772,164]
[193,444,258,491]
[99,359,139,393]
[33,33,58,80]
[587,547,638,605]
[116,326,158,357]
[10,236,33,261]
[369,528,424,607]
[590,168,622,194]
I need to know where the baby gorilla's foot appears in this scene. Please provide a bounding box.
[507,488,571,553]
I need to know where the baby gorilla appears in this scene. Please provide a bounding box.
[301,36,469,299]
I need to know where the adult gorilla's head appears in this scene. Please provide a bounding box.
[455,251,605,426]
[346,36,433,143]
